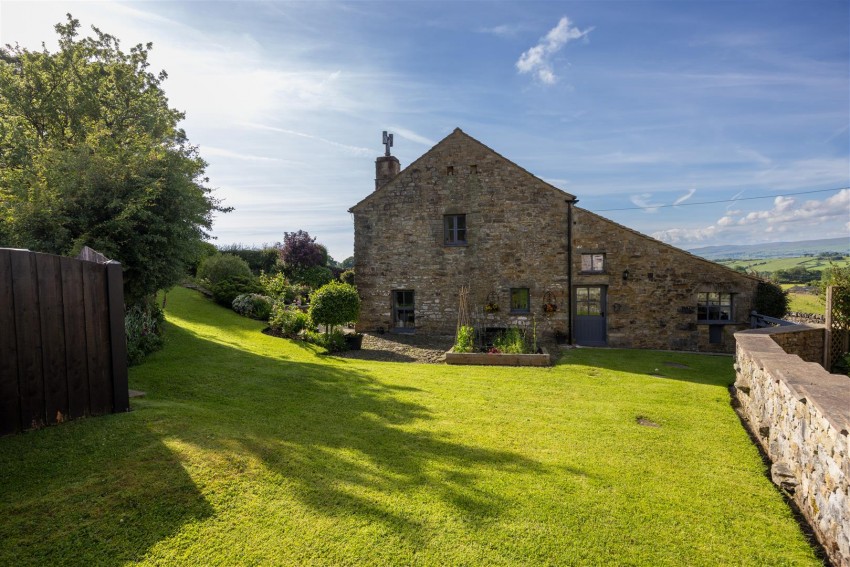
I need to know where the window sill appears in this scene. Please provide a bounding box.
[697,320,737,325]
[444,243,468,247]
[510,310,530,315]
[578,271,606,275]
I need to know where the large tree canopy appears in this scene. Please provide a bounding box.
[0,15,228,304]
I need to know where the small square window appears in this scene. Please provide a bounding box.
[510,288,530,313]
[581,253,605,273]
[446,166,454,176]
[444,214,466,246]
[469,164,477,174]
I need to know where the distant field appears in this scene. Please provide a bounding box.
[717,256,849,273]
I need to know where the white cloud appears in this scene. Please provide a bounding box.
[239,123,373,156]
[652,189,850,244]
[478,23,528,38]
[516,16,591,85]
[673,188,696,206]
[388,126,436,147]
[630,193,663,213]
[201,146,282,163]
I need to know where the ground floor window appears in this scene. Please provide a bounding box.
[697,292,732,322]
[393,290,415,331]
[510,288,530,313]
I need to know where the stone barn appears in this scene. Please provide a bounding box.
[349,128,759,353]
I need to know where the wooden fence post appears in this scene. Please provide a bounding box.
[106,261,129,413]
[824,286,832,369]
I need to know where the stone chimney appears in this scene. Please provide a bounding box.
[375,130,400,189]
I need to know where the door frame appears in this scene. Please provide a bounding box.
[573,285,608,346]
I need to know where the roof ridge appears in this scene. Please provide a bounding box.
[576,206,763,282]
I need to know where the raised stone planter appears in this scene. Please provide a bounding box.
[445,348,551,367]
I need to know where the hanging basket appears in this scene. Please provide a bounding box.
[542,291,557,314]
[484,291,499,313]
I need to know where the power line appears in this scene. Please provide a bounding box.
[594,187,848,212]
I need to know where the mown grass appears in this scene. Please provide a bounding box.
[0,287,821,565]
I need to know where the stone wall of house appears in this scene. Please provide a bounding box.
[571,208,759,353]
[734,328,850,567]
[352,129,573,337]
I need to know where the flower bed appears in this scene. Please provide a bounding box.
[445,347,551,367]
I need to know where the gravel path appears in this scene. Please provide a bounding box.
[336,332,455,364]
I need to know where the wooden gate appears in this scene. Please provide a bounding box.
[0,248,129,435]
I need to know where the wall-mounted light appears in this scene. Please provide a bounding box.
[622,269,630,281]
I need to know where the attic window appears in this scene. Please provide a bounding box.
[469,164,478,174]
[447,166,454,176]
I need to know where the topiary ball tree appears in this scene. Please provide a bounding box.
[753,281,789,318]
[308,281,360,335]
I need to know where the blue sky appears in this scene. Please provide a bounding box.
[2,1,848,261]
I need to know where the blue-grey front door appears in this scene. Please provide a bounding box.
[574,286,607,346]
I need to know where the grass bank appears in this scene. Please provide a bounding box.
[0,287,821,565]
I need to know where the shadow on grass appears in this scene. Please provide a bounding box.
[154,322,546,540]
[0,413,213,565]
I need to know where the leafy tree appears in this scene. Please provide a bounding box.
[279,230,326,272]
[753,281,789,318]
[0,15,228,305]
[340,269,355,286]
[340,256,355,269]
[308,281,360,336]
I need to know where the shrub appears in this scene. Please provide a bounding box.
[454,325,475,353]
[259,271,291,299]
[125,301,165,366]
[308,282,360,335]
[269,302,309,337]
[197,254,252,287]
[494,327,527,354]
[211,275,262,307]
[340,269,355,286]
[232,293,273,320]
[753,281,789,318]
[219,244,279,274]
[291,265,334,290]
[303,328,347,353]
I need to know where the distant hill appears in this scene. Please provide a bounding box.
[688,237,849,260]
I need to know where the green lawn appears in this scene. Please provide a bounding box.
[0,287,821,565]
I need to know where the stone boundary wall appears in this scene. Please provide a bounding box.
[787,312,827,326]
[758,324,826,365]
[734,325,849,567]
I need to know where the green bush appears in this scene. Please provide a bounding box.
[454,325,475,353]
[340,269,355,286]
[304,328,347,353]
[258,271,290,299]
[197,254,252,287]
[494,327,527,354]
[753,281,789,318]
[291,265,334,290]
[308,282,360,334]
[218,244,279,275]
[232,293,273,320]
[125,301,165,366]
[211,275,262,307]
[268,302,309,337]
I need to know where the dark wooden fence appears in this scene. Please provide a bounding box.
[0,248,129,435]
